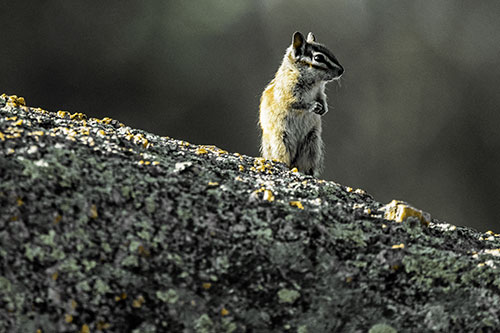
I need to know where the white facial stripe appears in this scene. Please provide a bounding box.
[312,52,341,69]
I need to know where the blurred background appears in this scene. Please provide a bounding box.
[1,1,499,231]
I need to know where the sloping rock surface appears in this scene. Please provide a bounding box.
[1,94,500,332]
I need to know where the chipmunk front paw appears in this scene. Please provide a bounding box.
[310,102,327,115]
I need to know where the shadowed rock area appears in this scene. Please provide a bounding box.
[1,93,500,332]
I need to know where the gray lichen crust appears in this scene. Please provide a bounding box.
[1,93,500,332]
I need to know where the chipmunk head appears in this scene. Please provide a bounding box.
[290,31,344,82]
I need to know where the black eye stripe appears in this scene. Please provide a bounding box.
[314,54,326,63]
[310,53,342,70]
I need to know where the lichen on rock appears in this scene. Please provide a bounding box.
[1,93,500,332]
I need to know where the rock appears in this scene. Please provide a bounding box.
[1,93,500,332]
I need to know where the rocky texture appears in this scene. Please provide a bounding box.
[1,93,500,333]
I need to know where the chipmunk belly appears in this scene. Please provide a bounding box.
[284,110,323,174]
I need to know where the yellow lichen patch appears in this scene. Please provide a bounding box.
[79,128,90,136]
[101,117,113,124]
[4,94,26,107]
[16,197,24,206]
[32,107,48,114]
[195,147,208,155]
[252,158,273,174]
[97,321,111,330]
[52,272,59,281]
[252,187,275,202]
[115,292,128,302]
[290,201,304,210]
[380,200,431,225]
[54,214,62,224]
[152,161,160,166]
[29,130,45,137]
[6,125,23,133]
[13,119,23,126]
[346,187,353,192]
[0,132,5,141]
[127,133,151,149]
[262,189,275,202]
[202,282,212,290]
[391,243,405,249]
[90,204,98,219]
[36,330,42,333]
[132,295,145,308]
[57,110,70,118]
[478,260,496,268]
[80,324,90,333]
[70,112,87,121]
[6,132,22,139]
[238,165,245,172]
[17,97,26,106]
[484,248,500,257]
[208,181,219,186]
[481,232,500,240]
[216,149,228,155]
[97,129,106,136]
[290,167,299,173]
[71,299,78,309]
[221,308,229,316]
[65,314,73,323]
[125,132,134,141]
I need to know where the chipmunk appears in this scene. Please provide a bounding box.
[259,31,343,176]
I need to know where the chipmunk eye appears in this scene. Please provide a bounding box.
[313,54,326,63]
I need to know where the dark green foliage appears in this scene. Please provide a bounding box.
[1,94,500,332]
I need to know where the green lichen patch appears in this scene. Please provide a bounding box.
[277,288,301,304]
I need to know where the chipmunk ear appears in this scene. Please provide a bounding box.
[292,31,305,57]
[307,32,316,43]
